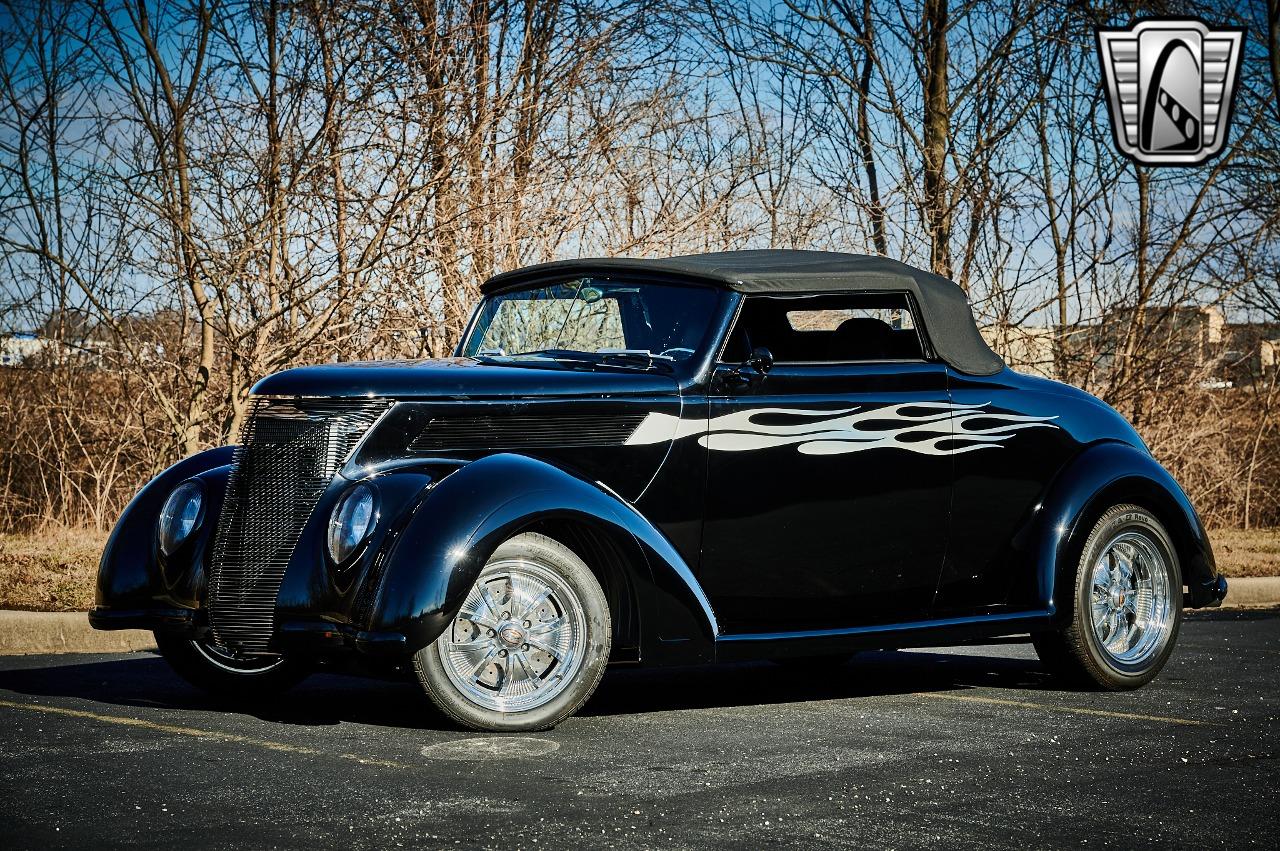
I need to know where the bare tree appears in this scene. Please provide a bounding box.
[1,0,1278,532]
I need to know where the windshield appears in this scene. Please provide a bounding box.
[461,277,721,367]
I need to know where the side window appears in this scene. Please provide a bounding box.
[723,292,925,363]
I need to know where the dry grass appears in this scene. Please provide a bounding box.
[0,526,106,611]
[1211,527,1280,578]
[0,524,1276,613]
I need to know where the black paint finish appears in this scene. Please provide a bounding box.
[91,254,1226,676]
[699,362,952,632]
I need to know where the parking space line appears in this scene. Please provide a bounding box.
[914,692,1211,725]
[1179,642,1280,656]
[0,698,411,768]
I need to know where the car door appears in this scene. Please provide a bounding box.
[697,292,953,634]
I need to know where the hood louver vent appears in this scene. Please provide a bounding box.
[409,413,645,453]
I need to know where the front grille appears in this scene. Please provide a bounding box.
[206,397,389,653]
[409,413,645,452]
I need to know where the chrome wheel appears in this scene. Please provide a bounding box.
[1088,530,1174,666]
[437,558,588,713]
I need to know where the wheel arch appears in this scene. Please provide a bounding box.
[519,517,642,664]
[1032,440,1218,619]
[363,453,716,663]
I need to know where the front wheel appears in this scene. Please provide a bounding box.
[1033,504,1182,690]
[154,632,310,698]
[414,533,611,732]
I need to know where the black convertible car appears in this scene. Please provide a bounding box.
[92,250,1227,731]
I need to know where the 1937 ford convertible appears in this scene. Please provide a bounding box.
[91,251,1228,731]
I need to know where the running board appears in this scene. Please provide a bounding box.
[714,609,1054,662]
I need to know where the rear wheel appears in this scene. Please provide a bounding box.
[154,632,309,698]
[1033,504,1182,690]
[414,533,611,732]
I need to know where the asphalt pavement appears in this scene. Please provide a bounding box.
[1,609,1276,849]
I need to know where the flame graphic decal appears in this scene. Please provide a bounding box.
[626,402,1057,456]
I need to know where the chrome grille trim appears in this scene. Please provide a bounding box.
[206,396,390,653]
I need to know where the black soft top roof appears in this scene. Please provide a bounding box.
[481,249,1005,376]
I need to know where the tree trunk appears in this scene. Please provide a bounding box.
[921,0,952,280]
[857,0,887,256]
[1117,165,1152,423]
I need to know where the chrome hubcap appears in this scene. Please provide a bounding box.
[437,559,586,713]
[1088,530,1174,666]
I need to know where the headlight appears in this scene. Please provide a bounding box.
[157,480,204,556]
[327,483,375,564]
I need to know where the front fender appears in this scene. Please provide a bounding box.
[94,446,235,622]
[1028,440,1221,617]
[364,453,717,662]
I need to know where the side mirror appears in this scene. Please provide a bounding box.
[725,346,774,391]
[746,346,774,375]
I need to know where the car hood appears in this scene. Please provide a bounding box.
[250,357,679,399]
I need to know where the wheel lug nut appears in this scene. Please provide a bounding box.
[523,620,531,628]
[501,611,510,619]
[521,644,529,651]
[499,649,508,657]
[487,629,495,637]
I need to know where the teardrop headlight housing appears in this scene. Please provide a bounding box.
[327,483,376,565]
[157,480,205,556]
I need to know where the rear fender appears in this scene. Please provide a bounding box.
[364,453,717,662]
[1025,441,1218,618]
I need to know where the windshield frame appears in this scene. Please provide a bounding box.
[456,274,733,378]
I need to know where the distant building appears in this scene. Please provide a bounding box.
[982,306,1278,387]
[980,324,1056,378]
[0,333,47,366]
[1223,320,1280,380]
[1099,304,1225,370]
[0,332,106,367]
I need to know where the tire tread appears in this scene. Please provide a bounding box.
[413,532,611,732]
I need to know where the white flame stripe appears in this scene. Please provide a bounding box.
[625,402,1058,456]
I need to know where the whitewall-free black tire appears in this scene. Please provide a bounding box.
[1033,504,1182,690]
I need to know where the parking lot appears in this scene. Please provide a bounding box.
[1,609,1276,849]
